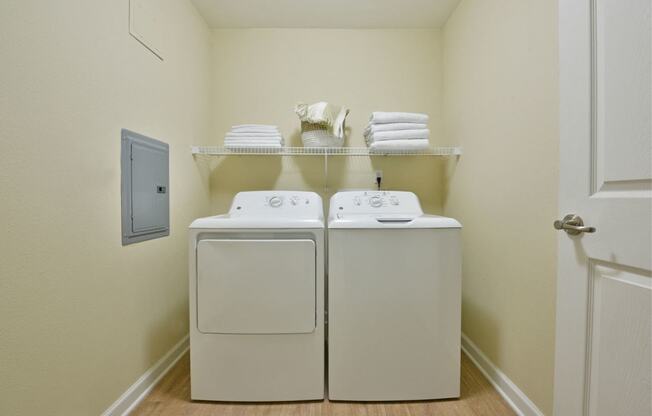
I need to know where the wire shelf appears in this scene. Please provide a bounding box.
[191,146,462,157]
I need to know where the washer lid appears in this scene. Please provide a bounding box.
[190,190,324,229]
[328,190,461,229]
[329,214,461,229]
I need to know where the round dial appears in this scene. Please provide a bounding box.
[369,196,383,208]
[269,196,283,207]
[290,196,300,205]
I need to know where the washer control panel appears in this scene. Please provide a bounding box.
[332,191,422,215]
[229,191,322,217]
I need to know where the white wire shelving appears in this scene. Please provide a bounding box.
[192,145,461,192]
[191,146,462,157]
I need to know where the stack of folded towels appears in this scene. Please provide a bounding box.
[364,112,430,152]
[224,124,284,150]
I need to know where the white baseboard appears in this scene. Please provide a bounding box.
[461,333,544,416]
[101,335,189,416]
[101,333,537,415]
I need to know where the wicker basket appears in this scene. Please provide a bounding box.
[300,121,345,148]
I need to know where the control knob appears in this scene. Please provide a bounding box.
[369,196,383,208]
[269,196,283,207]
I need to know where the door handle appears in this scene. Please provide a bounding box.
[554,214,596,235]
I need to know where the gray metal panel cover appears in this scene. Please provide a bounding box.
[121,129,169,245]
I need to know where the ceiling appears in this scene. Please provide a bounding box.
[191,0,461,29]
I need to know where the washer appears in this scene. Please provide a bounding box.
[328,190,461,401]
[188,191,325,402]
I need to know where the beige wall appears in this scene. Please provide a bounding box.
[0,2,560,414]
[209,29,446,213]
[442,0,558,413]
[0,1,212,415]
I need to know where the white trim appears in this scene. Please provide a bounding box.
[101,332,538,415]
[101,335,189,416]
[461,333,544,416]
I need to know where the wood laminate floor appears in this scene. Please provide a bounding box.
[132,352,515,415]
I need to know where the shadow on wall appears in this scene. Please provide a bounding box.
[461,294,500,361]
[440,154,461,210]
[192,153,213,192]
[145,295,188,373]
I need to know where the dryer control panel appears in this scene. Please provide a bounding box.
[330,191,423,215]
[229,191,323,218]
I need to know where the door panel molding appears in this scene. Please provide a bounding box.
[590,0,652,196]
[585,260,652,415]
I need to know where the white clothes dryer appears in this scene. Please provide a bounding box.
[189,191,325,401]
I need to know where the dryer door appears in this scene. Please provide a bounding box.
[196,239,316,334]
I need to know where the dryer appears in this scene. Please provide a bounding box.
[328,190,461,401]
[188,191,324,401]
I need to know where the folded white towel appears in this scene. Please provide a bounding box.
[231,124,279,130]
[230,128,280,134]
[225,135,282,140]
[225,135,283,142]
[226,137,282,144]
[369,139,430,153]
[225,144,283,151]
[226,132,281,137]
[224,143,283,149]
[365,129,430,143]
[364,122,427,136]
[231,129,280,135]
[226,143,282,146]
[225,140,283,145]
[370,112,429,124]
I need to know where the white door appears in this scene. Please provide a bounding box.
[555,1,652,415]
[196,239,316,334]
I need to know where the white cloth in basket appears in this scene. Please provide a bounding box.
[295,102,349,141]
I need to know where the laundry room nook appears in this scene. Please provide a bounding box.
[2,1,651,416]
[195,28,451,214]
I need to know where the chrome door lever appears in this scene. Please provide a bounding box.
[554,214,596,235]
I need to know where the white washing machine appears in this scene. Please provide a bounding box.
[188,191,325,402]
[328,190,461,401]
